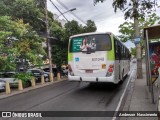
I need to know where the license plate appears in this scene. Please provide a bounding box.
[85,70,93,73]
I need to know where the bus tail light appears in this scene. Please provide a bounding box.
[106,64,114,77]
[68,64,74,76]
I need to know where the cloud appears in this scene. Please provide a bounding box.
[47,0,160,50]
[48,0,160,36]
[48,0,125,35]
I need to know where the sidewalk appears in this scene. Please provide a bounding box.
[120,63,158,120]
[0,77,67,100]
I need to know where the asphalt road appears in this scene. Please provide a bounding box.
[0,63,136,120]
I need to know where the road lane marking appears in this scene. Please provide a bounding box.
[112,65,136,120]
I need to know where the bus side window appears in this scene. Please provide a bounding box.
[114,39,118,60]
[114,38,120,60]
[118,45,121,60]
[124,47,126,59]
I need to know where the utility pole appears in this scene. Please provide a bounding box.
[133,0,142,78]
[44,0,53,82]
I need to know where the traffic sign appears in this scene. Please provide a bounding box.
[134,37,140,45]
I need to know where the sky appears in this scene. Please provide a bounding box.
[47,0,125,35]
[47,0,160,49]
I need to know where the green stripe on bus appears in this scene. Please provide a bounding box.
[68,52,73,61]
[107,34,115,60]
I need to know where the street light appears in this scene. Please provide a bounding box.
[55,8,76,20]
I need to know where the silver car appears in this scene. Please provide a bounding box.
[0,79,6,91]
[0,72,18,87]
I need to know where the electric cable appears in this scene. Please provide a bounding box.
[49,0,69,22]
[55,0,86,25]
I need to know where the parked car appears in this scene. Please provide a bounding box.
[0,79,5,91]
[43,68,57,78]
[0,72,31,88]
[0,72,18,87]
[27,69,49,82]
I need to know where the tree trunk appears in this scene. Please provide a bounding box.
[133,0,142,79]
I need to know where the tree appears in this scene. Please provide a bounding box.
[131,47,136,57]
[82,20,97,33]
[50,20,83,73]
[94,0,158,78]
[94,0,158,19]
[64,20,97,44]
[50,20,67,70]
[64,20,83,37]
[118,13,160,42]
[0,0,46,33]
[0,16,46,72]
[1,0,97,74]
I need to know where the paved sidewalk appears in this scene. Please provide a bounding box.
[120,63,158,120]
[0,77,67,100]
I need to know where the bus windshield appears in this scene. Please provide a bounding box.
[69,34,112,53]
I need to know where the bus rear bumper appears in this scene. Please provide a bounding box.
[68,75,118,84]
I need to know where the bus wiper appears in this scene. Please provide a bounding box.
[82,51,94,54]
[81,49,95,54]
[86,50,95,54]
[86,51,91,54]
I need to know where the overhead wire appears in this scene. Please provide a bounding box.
[55,0,87,25]
[49,0,69,22]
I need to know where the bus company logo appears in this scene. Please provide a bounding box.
[2,112,11,117]
[75,57,79,62]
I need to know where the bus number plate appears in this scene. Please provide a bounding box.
[85,70,93,73]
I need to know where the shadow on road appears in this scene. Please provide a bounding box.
[88,82,119,91]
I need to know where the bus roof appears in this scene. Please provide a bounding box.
[70,32,113,38]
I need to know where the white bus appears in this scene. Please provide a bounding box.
[68,32,130,84]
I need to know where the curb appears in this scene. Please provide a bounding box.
[0,78,67,100]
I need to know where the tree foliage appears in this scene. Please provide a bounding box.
[118,13,160,42]
[0,16,46,72]
[0,0,97,73]
[94,0,158,19]
[0,0,46,33]
[83,20,97,33]
[131,47,136,56]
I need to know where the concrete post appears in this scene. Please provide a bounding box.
[18,80,23,91]
[5,81,11,94]
[50,73,53,82]
[41,75,45,84]
[31,77,36,87]
[57,73,61,80]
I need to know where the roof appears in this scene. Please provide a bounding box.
[143,25,160,40]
